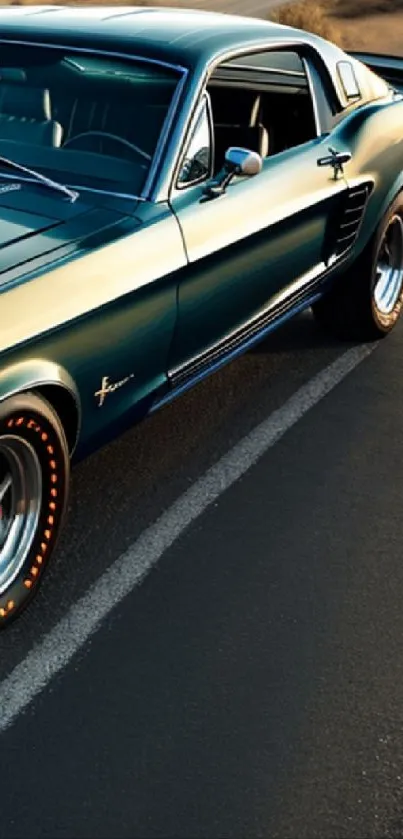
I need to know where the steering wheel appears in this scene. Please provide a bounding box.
[63,131,151,162]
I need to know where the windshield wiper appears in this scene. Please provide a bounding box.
[0,155,78,203]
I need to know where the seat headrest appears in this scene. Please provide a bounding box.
[0,85,51,121]
[214,124,270,162]
[212,88,260,126]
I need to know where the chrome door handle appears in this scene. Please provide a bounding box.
[317,147,352,179]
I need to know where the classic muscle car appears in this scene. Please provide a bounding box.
[0,6,401,626]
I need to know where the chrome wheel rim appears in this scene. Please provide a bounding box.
[0,436,42,595]
[373,214,403,315]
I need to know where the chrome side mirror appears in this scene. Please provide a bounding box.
[202,146,262,200]
[224,147,263,177]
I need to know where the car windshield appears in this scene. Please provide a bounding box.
[0,43,181,196]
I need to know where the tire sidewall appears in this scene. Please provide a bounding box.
[370,193,403,333]
[0,393,69,625]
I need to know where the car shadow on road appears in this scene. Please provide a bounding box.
[0,307,356,685]
[250,309,350,356]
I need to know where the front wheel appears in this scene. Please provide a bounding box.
[313,194,403,340]
[0,393,69,627]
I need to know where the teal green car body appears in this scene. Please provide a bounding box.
[0,6,401,466]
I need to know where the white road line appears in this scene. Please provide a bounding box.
[0,342,376,733]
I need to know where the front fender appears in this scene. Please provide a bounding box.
[0,358,80,449]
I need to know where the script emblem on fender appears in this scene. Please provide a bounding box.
[94,374,135,407]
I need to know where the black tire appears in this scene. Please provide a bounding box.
[0,392,69,627]
[313,193,403,340]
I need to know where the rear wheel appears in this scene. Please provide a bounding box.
[0,393,69,627]
[313,194,403,340]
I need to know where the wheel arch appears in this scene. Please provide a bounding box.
[0,359,80,455]
[378,174,403,225]
[352,177,403,263]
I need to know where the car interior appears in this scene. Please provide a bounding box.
[0,45,320,192]
[0,47,179,192]
[207,50,319,173]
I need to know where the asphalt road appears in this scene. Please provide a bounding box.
[1,311,403,838]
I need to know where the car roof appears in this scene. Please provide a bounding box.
[0,5,328,70]
[0,5,386,112]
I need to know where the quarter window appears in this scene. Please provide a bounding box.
[177,98,212,187]
[337,61,361,100]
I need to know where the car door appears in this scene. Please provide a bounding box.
[169,54,350,376]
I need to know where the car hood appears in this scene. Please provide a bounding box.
[0,182,139,283]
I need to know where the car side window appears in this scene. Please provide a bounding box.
[207,48,321,174]
[177,97,212,188]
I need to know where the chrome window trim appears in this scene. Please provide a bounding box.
[0,37,187,74]
[337,60,361,101]
[0,37,188,203]
[141,68,188,200]
[172,92,214,194]
[221,62,305,78]
[302,56,322,137]
[204,38,345,98]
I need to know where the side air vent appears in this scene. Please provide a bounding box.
[331,183,372,259]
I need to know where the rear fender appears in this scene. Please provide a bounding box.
[349,52,403,92]
[379,173,403,220]
[331,95,403,250]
